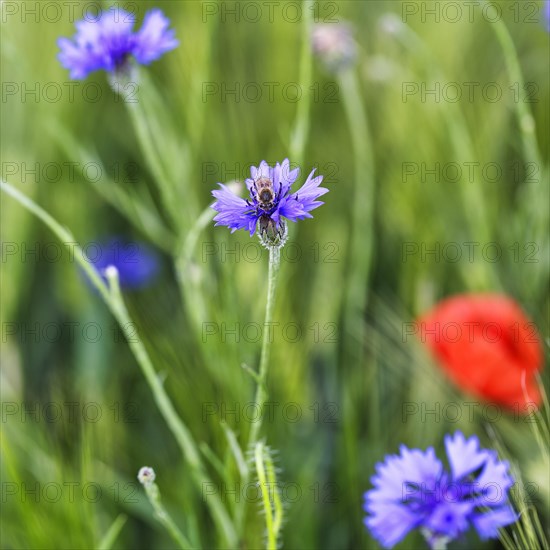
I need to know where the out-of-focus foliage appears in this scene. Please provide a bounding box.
[1,1,548,549]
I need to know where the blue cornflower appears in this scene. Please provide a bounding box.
[87,237,160,290]
[545,0,550,32]
[364,432,518,549]
[211,159,328,239]
[58,8,178,79]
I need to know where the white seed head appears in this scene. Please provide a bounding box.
[104,265,119,279]
[138,466,156,486]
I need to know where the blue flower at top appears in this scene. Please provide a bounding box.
[364,432,518,549]
[211,159,328,237]
[58,8,178,79]
[87,237,160,290]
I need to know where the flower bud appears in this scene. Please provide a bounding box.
[259,218,288,251]
[311,23,357,72]
[137,466,156,487]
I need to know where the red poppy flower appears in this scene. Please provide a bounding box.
[417,294,543,409]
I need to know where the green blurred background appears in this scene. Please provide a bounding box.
[1,1,549,548]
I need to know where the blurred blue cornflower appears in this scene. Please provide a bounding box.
[87,237,160,290]
[545,0,550,31]
[364,432,518,549]
[211,159,328,240]
[58,8,178,79]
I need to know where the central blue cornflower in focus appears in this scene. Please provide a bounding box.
[364,432,518,549]
[58,8,178,79]
[211,159,328,238]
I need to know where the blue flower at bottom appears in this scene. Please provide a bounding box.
[211,159,328,237]
[58,8,178,79]
[87,237,160,290]
[364,432,518,549]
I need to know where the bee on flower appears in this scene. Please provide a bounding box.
[211,159,328,248]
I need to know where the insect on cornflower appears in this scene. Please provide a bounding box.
[211,159,328,248]
[211,160,327,481]
[364,432,518,549]
[57,7,178,80]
